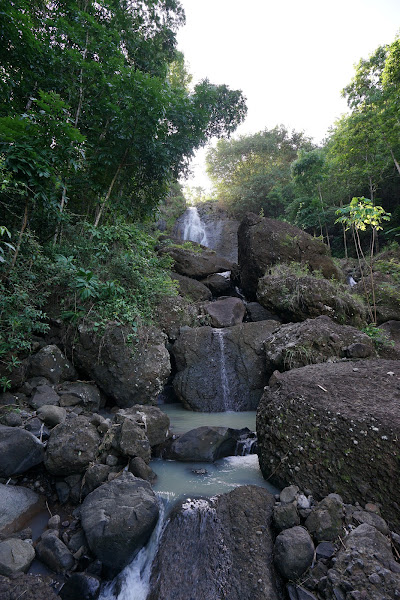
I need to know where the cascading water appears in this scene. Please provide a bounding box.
[182,206,208,246]
[212,328,231,411]
[99,501,165,600]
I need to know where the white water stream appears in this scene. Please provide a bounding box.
[98,406,276,600]
[182,206,208,245]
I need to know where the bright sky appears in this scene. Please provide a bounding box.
[176,0,400,189]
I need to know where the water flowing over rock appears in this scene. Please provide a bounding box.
[257,359,400,528]
[238,213,342,299]
[72,324,170,408]
[147,486,285,600]
[172,320,279,411]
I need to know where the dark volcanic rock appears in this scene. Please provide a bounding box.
[44,416,100,476]
[265,315,374,371]
[172,320,280,411]
[169,271,212,302]
[257,266,366,326]
[57,382,101,412]
[148,485,285,600]
[72,324,170,408]
[274,526,315,580]
[35,533,75,573]
[0,574,59,600]
[257,359,400,528]
[201,272,233,296]
[0,425,45,477]
[161,242,234,279]
[114,405,170,447]
[203,297,246,327]
[238,213,342,299]
[0,484,42,536]
[28,345,77,383]
[167,426,248,462]
[80,473,159,572]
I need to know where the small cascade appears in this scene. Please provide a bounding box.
[212,328,230,410]
[235,433,258,456]
[182,206,208,246]
[99,501,165,600]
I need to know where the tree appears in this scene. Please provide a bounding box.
[206,126,313,217]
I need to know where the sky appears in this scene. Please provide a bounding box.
[176,0,400,189]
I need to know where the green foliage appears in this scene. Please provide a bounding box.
[0,226,15,264]
[335,197,391,232]
[362,323,394,349]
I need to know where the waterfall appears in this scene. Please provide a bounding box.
[99,500,165,600]
[182,207,208,246]
[213,329,230,411]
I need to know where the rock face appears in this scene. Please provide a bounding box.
[44,416,100,476]
[72,324,170,408]
[238,213,342,299]
[80,473,159,572]
[257,266,366,326]
[265,315,375,371]
[257,359,400,528]
[161,242,234,279]
[172,320,280,411]
[0,484,42,535]
[169,271,212,302]
[148,486,285,600]
[0,425,45,477]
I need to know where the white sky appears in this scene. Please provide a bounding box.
[176,0,400,189]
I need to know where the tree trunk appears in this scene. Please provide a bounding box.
[10,200,29,269]
[93,148,129,228]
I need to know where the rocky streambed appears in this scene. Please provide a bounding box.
[1,211,400,599]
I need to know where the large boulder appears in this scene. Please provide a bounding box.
[44,416,100,476]
[0,425,45,477]
[80,473,159,572]
[324,523,400,599]
[257,265,366,326]
[57,382,101,412]
[114,405,170,447]
[274,526,315,581]
[172,320,280,411]
[0,484,42,536]
[28,345,77,383]
[72,324,170,408]
[148,485,285,600]
[257,359,400,528]
[265,315,375,371]
[160,242,234,279]
[154,295,200,341]
[167,426,248,462]
[35,533,75,574]
[354,270,400,324]
[238,213,342,299]
[169,271,212,301]
[203,297,246,327]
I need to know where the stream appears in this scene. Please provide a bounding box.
[99,403,277,600]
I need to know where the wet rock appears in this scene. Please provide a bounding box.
[116,418,151,463]
[35,532,75,573]
[305,494,344,542]
[0,538,35,575]
[257,359,400,529]
[57,382,101,412]
[172,320,280,411]
[80,473,159,572]
[265,316,374,371]
[203,297,246,327]
[44,416,100,476]
[72,324,170,408]
[28,345,77,384]
[257,266,365,326]
[274,526,315,580]
[148,485,285,600]
[128,456,157,483]
[237,213,342,299]
[167,426,247,462]
[0,484,42,536]
[59,572,101,600]
[37,405,67,427]
[0,425,45,477]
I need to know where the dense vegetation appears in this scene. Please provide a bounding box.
[0,0,247,384]
[206,38,400,252]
